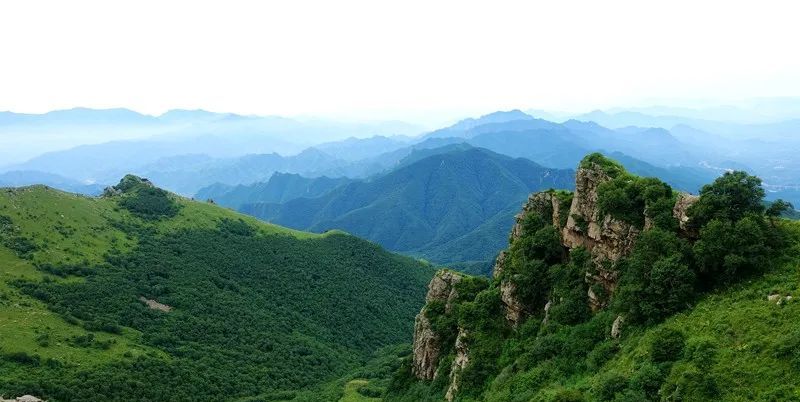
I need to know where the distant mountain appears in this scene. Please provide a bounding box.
[413,110,703,170]
[423,110,554,140]
[0,107,423,167]
[0,170,106,195]
[137,148,354,195]
[241,146,576,266]
[195,173,354,209]
[315,135,412,161]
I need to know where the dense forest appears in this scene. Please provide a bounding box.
[0,176,434,401]
[386,153,800,401]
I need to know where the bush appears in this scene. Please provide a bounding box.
[118,186,180,220]
[649,328,685,363]
[629,362,664,400]
[594,372,628,401]
[661,362,718,401]
[597,174,674,229]
[586,340,619,370]
[693,216,771,286]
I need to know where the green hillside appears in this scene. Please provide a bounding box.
[240,147,575,268]
[0,176,434,401]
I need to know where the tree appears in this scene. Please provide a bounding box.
[692,216,771,286]
[766,199,795,222]
[614,229,695,324]
[688,171,765,227]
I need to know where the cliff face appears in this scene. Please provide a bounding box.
[408,156,699,398]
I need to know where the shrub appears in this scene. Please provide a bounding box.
[649,328,685,363]
[118,186,180,219]
[586,341,619,370]
[661,362,718,401]
[594,372,628,401]
[629,362,665,400]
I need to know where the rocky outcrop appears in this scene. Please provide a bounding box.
[139,296,173,312]
[611,315,624,339]
[562,165,639,263]
[412,271,464,380]
[444,329,470,402]
[103,174,154,197]
[1,396,44,402]
[511,192,561,240]
[497,191,568,324]
[425,271,464,312]
[560,163,641,309]
[492,250,507,279]
[673,193,699,233]
[500,280,526,326]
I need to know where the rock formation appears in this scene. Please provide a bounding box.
[444,329,470,401]
[673,193,699,233]
[412,270,463,380]
[409,154,702,400]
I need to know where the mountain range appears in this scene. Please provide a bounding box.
[239,146,575,270]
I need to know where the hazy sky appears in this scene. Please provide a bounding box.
[1,0,799,121]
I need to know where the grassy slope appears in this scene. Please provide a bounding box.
[0,185,433,401]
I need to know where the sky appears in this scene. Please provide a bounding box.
[1,0,799,122]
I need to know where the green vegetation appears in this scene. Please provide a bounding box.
[0,179,434,401]
[596,172,676,230]
[386,154,799,401]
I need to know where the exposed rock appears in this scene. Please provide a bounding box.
[139,296,173,312]
[1,396,44,402]
[673,193,699,233]
[445,328,470,402]
[562,165,639,263]
[491,250,507,279]
[412,270,464,380]
[560,163,641,309]
[768,293,793,305]
[500,279,526,326]
[425,270,463,313]
[611,315,624,339]
[411,311,440,380]
[542,300,552,325]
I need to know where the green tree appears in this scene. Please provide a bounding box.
[688,171,765,227]
[614,229,695,324]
